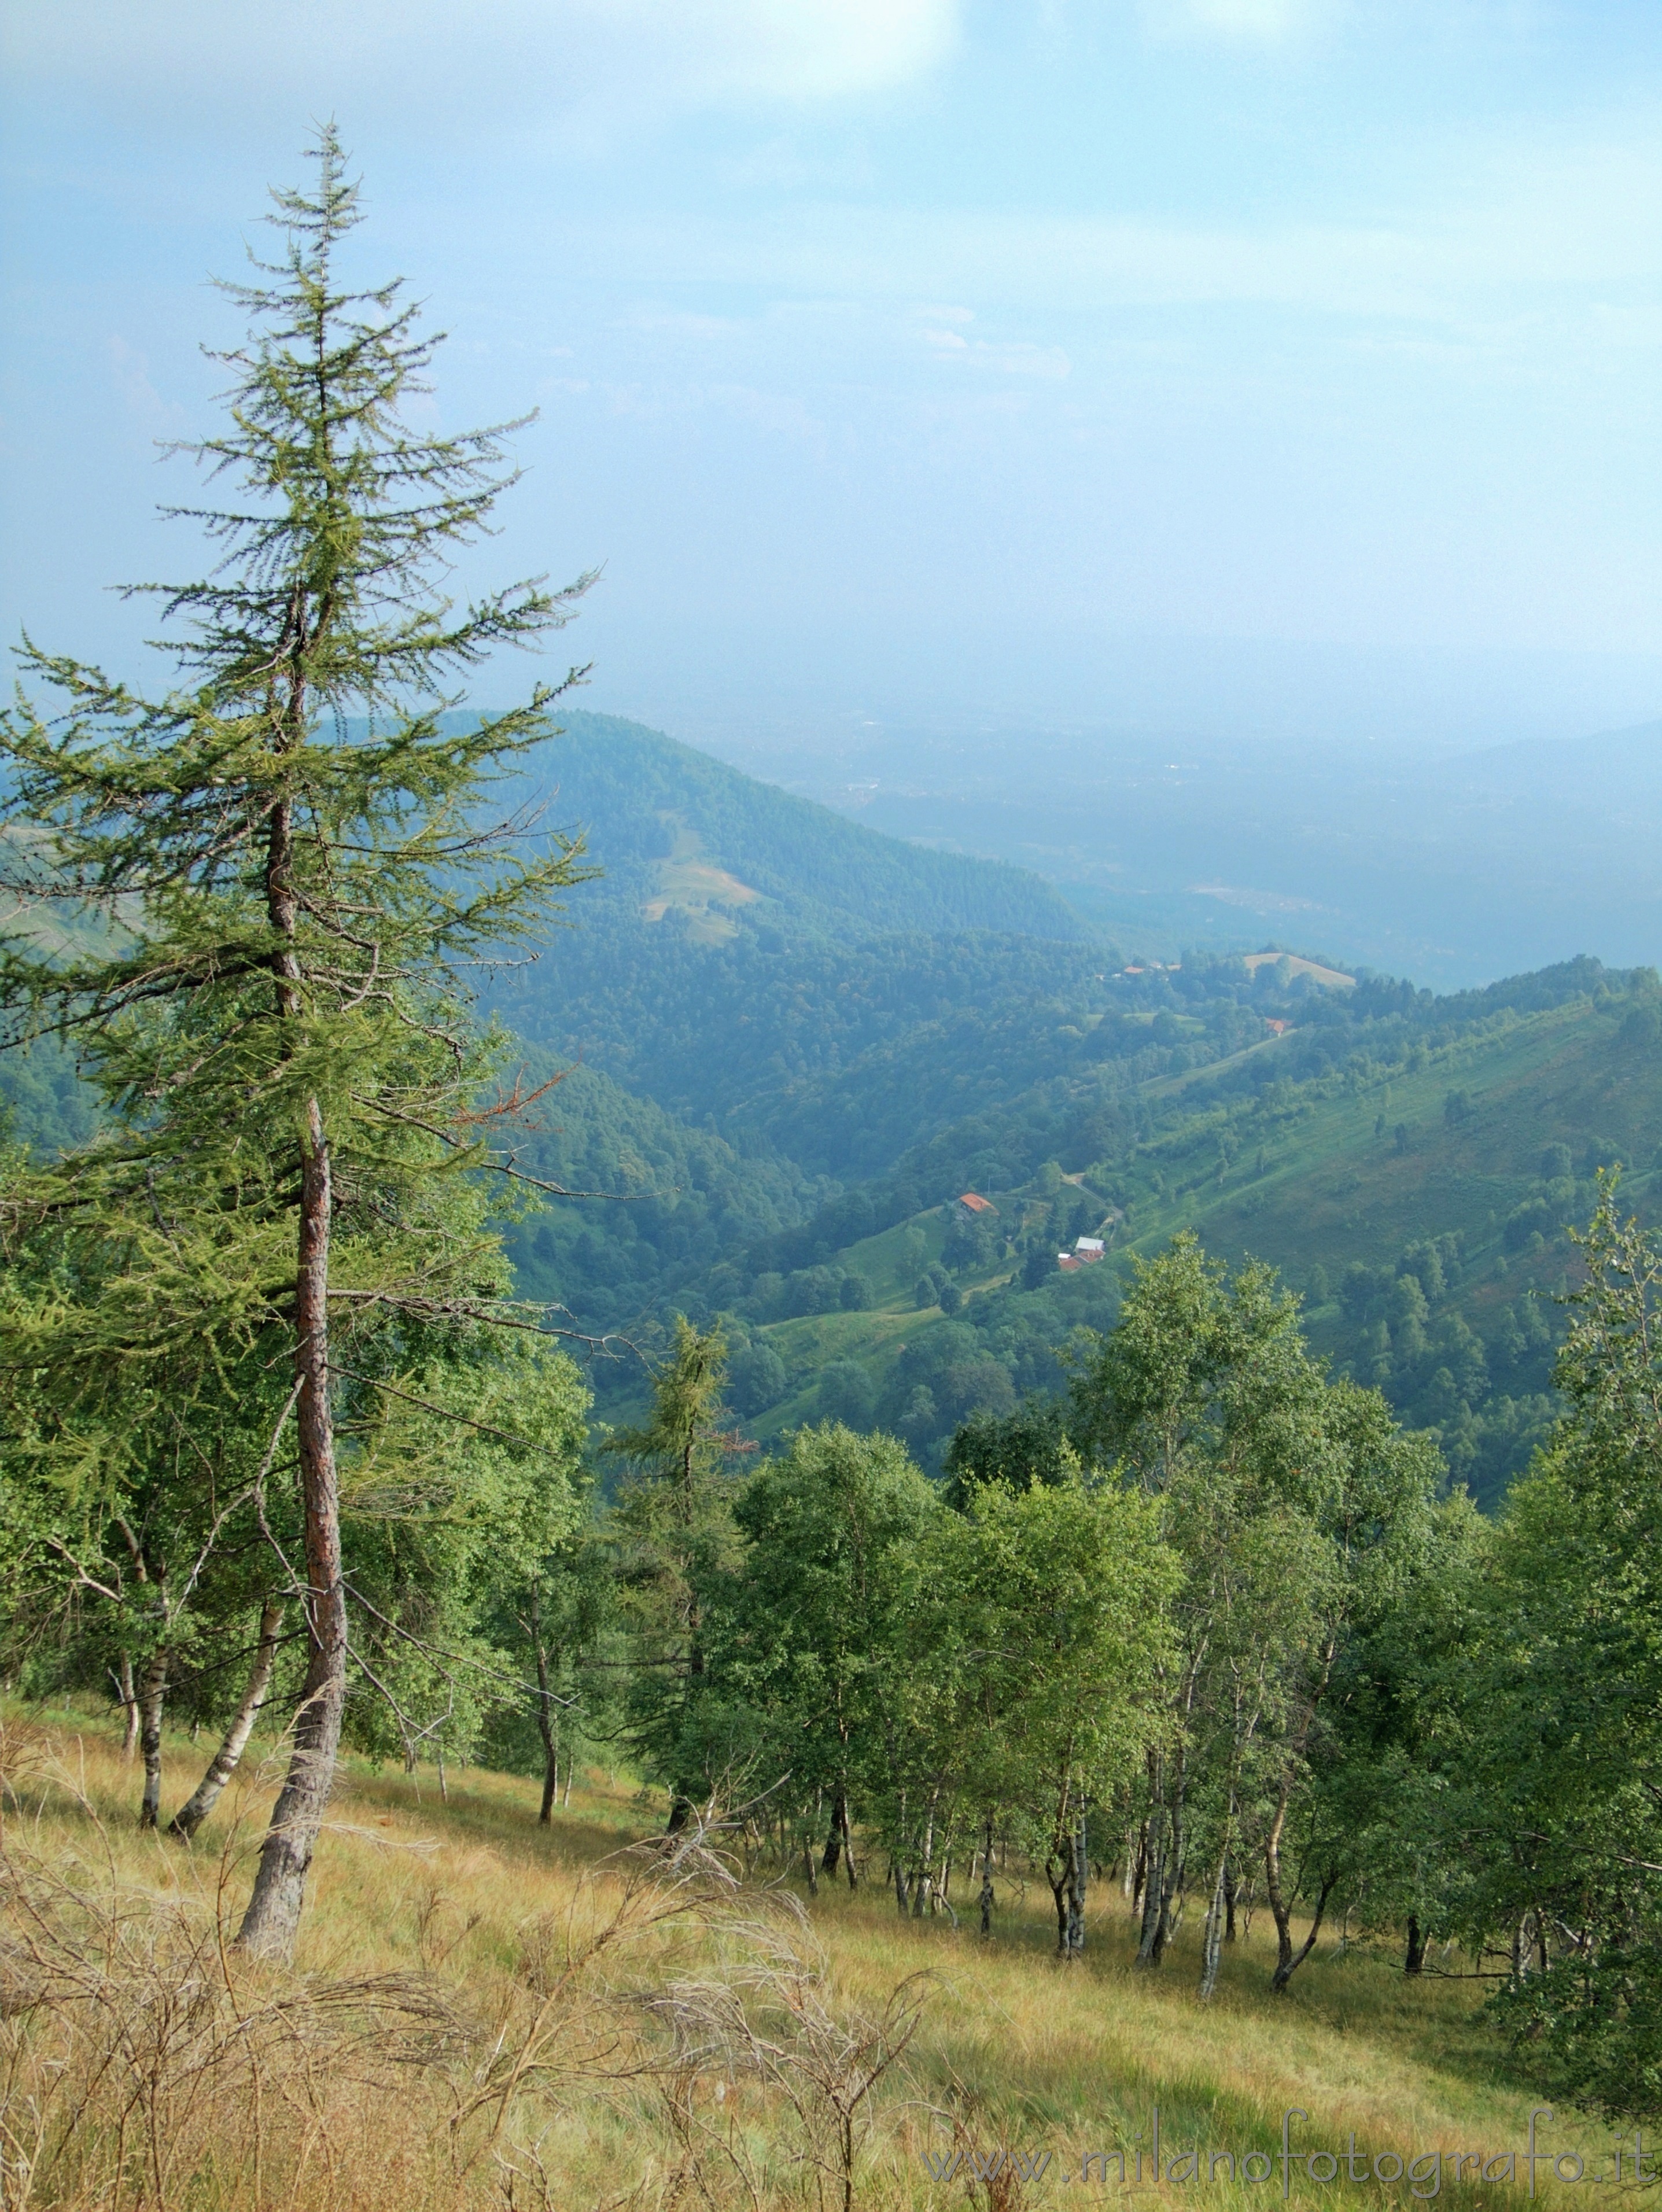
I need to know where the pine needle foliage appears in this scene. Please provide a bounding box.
[0,126,599,1959]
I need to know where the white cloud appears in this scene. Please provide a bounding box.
[2,0,959,130]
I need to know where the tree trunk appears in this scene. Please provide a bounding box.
[1225,1860,1239,1942]
[912,1800,935,1919]
[802,1832,819,1896]
[823,1790,845,1876]
[1264,1796,1336,1994]
[137,1648,168,1828]
[894,1862,911,1917]
[1263,1790,1296,1986]
[1136,1807,1165,1966]
[235,1099,348,1961]
[1066,1815,1088,1956]
[1149,1769,1188,1966]
[1199,1846,1230,2000]
[1049,1861,1070,1953]
[839,1794,857,1889]
[169,1602,282,1841]
[979,1814,995,1936]
[1404,1914,1427,1976]
[529,1585,559,1826]
[118,1653,139,1761]
[1273,1872,1335,1992]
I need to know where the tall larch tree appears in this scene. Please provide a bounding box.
[0,128,596,1960]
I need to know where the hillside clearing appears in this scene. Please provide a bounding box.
[0,1705,1606,2212]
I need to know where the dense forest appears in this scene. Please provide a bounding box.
[6,139,1662,2201]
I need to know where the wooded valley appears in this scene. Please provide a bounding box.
[3,131,1662,2212]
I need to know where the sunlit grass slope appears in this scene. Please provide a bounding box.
[1,1702,1615,2211]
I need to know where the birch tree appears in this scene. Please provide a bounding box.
[1461,1190,1662,2118]
[1071,1235,1440,1991]
[727,1422,938,1887]
[902,1473,1177,1951]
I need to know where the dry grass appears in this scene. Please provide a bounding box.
[0,1705,1613,2211]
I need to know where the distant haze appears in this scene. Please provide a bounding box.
[669,712,1662,990]
[7,2,1662,983]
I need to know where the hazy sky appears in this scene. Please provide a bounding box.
[7,1,1662,749]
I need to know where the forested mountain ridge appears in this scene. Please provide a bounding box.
[495,926,1134,1179]
[548,953,1662,1506]
[9,687,1660,1510]
[499,709,1090,945]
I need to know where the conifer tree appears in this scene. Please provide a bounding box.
[0,128,595,1959]
[607,1317,747,1828]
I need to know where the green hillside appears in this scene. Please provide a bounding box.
[11,691,1659,1514]
[1095,985,1662,1502]
[644,963,1662,1505]
[496,1050,829,1351]
[506,709,1090,944]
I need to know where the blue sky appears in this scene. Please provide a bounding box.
[6,1,1662,750]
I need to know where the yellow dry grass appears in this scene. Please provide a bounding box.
[0,1703,1615,2212]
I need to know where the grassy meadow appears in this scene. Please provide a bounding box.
[0,1703,1614,2212]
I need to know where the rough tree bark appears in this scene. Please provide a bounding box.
[117,1654,139,1761]
[1065,1815,1089,1956]
[137,1649,168,1829]
[235,1094,348,1960]
[169,1601,283,1841]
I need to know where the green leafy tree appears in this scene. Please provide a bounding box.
[941,1400,1074,1507]
[1313,1487,1492,1976]
[1465,1188,1662,2118]
[607,1317,748,1827]
[898,1473,1177,1949]
[333,1334,588,1783]
[1068,1233,1441,1992]
[0,129,594,1959]
[726,1422,938,1886]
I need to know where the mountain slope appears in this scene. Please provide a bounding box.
[625,961,1662,1505]
[513,710,1089,943]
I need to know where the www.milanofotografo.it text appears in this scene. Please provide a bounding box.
[920,2109,1651,2198]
